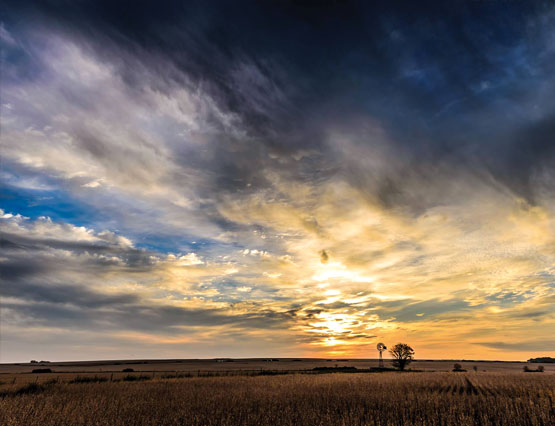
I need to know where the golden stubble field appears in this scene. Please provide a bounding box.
[0,372,553,426]
[1,363,554,426]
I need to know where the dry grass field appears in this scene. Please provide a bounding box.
[1,364,554,425]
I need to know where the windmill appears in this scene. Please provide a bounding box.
[377,342,387,368]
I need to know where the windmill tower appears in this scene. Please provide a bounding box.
[377,342,387,368]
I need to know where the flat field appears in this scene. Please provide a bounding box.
[1,357,550,374]
[1,359,554,425]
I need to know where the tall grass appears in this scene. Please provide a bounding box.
[1,372,553,425]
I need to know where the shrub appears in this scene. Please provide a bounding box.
[14,383,45,396]
[312,366,358,373]
[69,376,108,384]
[122,375,151,382]
[122,368,134,372]
[523,365,544,373]
[32,368,52,373]
[257,370,288,376]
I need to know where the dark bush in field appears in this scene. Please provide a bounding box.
[524,365,545,373]
[312,366,358,373]
[122,368,134,372]
[69,376,108,384]
[0,383,46,398]
[32,368,52,373]
[15,383,46,395]
[160,373,193,379]
[256,370,288,376]
[122,375,151,382]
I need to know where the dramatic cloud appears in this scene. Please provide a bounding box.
[1,1,554,361]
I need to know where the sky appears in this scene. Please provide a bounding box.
[1,0,554,363]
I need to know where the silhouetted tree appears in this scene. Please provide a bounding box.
[537,365,544,372]
[453,363,465,372]
[389,343,414,371]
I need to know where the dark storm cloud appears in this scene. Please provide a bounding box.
[4,0,555,204]
[0,232,155,268]
[485,114,555,200]
[1,254,299,333]
[1,280,139,308]
[0,257,49,281]
[2,287,298,333]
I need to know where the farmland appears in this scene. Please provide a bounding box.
[1,360,554,425]
[1,358,548,375]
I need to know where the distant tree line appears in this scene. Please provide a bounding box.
[528,357,554,363]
